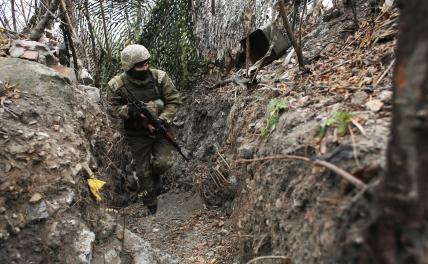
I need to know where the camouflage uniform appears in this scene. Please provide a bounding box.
[107,46,181,208]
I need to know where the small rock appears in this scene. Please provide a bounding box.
[219,229,229,236]
[7,144,29,155]
[323,8,343,22]
[104,249,121,264]
[379,90,393,103]
[76,111,84,119]
[79,85,100,103]
[47,222,61,249]
[10,227,20,235]
[237,143,255,159]
[29,120,38,125]
[0,80,4,95]
[36,132,50,140]
[360,77,373,86]
[5,163,12,172]
[79,69,94,85]
[152,228,160,233]
[53,125,60,131]
[45,159,59,169]
[74,229,95,264]
[29,192,43,203]
[27,200,49,221]
[366,99,384,112]
[25,131,35,139]
[45,200,60,215]
[293,199,304,208]
[0,207,6,214]
[350,91,368,106]
[206,251,215,258]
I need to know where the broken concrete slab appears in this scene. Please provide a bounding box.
[49,65,77,84]
[9,40,58,65]
[0,58,72,99]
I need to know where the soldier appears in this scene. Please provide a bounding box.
[107,44,181,214]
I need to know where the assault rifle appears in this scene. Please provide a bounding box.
[117,87,190,162]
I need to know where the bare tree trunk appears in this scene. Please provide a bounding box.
[362,1,428,263]
[59,0,78,79]
[291,0,300,30]
[99,0,112,71]
[83,0,100,87]
[0,7,11,30]
[29,0,59,41]
[278,0,305,70]
[19,0,29,26]
[298,0,308,47]
[10,0,17,32]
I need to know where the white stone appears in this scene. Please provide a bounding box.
[9,46,25,58]
[366,99,384,112]
[74,229,95,264]
[79,69,94,85]
[379,90,393,103]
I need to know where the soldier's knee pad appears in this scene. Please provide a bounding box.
[151,158,173,174]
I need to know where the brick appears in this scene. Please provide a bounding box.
[21,50,39,61]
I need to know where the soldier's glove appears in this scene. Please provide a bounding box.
[153,118,168,134]
[127,103,141,119]
[145,101,158,117]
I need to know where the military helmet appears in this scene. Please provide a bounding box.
[120,44,151,71]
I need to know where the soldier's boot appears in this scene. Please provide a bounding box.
[143,195,158,214]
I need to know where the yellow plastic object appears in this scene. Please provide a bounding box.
[87,175,106,201]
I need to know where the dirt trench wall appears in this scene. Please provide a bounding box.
[171,76,390,262]
[0,57,114,263]
[0,58,181,264]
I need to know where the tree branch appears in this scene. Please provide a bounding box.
[278,0,306,70]
[29,0,59,41]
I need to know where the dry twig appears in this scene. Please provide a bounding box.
[236,154,367,189]
[217,151,231,170]
[373,58,395,87]
[348,123,361,168]
[246,255,291,264]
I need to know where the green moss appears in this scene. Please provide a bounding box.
[261,98,289,139]
[318,111,353,139]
